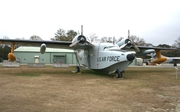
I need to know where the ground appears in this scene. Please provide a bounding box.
[0,65,180,112]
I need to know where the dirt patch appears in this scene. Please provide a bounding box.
[0,66,180,112]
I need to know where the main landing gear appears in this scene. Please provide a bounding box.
[76,66,80,73]
[115,70,123,78]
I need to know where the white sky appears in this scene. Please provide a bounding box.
[0,0,180,46]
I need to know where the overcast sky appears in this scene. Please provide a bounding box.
[0,0,180,46]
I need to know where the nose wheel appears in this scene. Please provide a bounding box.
[115,70,123,78]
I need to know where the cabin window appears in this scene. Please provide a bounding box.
[104,46,119,50]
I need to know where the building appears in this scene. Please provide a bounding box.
[14,47,77,64]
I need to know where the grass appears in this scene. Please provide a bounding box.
[16,73,40,77]
[0,65,180,112]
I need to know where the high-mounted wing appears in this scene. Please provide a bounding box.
[0,34,94,62]
[136,46,176,50]
[0,39,72,49]
[0,39,72,61]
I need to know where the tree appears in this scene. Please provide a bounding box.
[16,37,25,40]
[100,37,115,43]
[170,36,180,57]
[107,37,113,43]
[173,36,180,48]
[0,45,11,60]
[66,30,77,41]
[51,29,77,41]
[30,35,42,40]
[3,36,9,39]
[116,37,124,42]
[88,33,98,42]
[157,44,171,48]
[100,37,107,43]
[129,35,145,46]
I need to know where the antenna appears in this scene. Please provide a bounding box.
[128,30,130,39]
[81,25,83,35]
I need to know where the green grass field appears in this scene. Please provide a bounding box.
[0,65,180,112]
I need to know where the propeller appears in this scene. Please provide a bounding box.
[128,30,140,52]
[119,41,131,49]
[69,25,94,48]
[69,35,86,47]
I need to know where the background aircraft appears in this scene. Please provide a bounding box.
[146,52,180,66]
[0,26,176,78]
[120,30,177,65]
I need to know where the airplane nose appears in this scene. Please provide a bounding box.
[126,54,135,61]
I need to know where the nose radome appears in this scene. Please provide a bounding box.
[126,54,135,61]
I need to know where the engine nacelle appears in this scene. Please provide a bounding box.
[143,49,154,54]
[40,43,46,54]
[116,38,132,48]
[8,53,16,62]
[72,35,86,45]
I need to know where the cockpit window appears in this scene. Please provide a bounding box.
[104,46,119,50]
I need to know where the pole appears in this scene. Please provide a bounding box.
[174,67,178,79]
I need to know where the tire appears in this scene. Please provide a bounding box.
[174,63,177,66]
[115,70,123,78]
[76,66,80,73]
[119,72,122,78]
[115,72,120,78]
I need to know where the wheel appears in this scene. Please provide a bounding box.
[119,72,122,78]
[174,63,177,66]
[76,66,80,73]
[115,70,123,78]
[115,72,119,78]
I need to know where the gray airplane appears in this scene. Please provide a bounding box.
[146,52,180,66]
[0,26,175,78]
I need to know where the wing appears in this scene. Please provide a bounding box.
[0,36,94,50]
[0,37,94,61]
[0,39,72,49]
[137,46,176,51]
[128,46,176,54]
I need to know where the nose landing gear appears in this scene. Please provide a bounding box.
[115,70,123,78]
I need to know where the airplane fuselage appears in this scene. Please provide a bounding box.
[77,43,135,74]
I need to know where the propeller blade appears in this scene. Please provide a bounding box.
[119,43,127,49]
[128,30,130,39]
[81,25,83,35]
[119,40,131,49]
[69,40,80,47]
[133,44,140,52]
[131,39,140,52]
